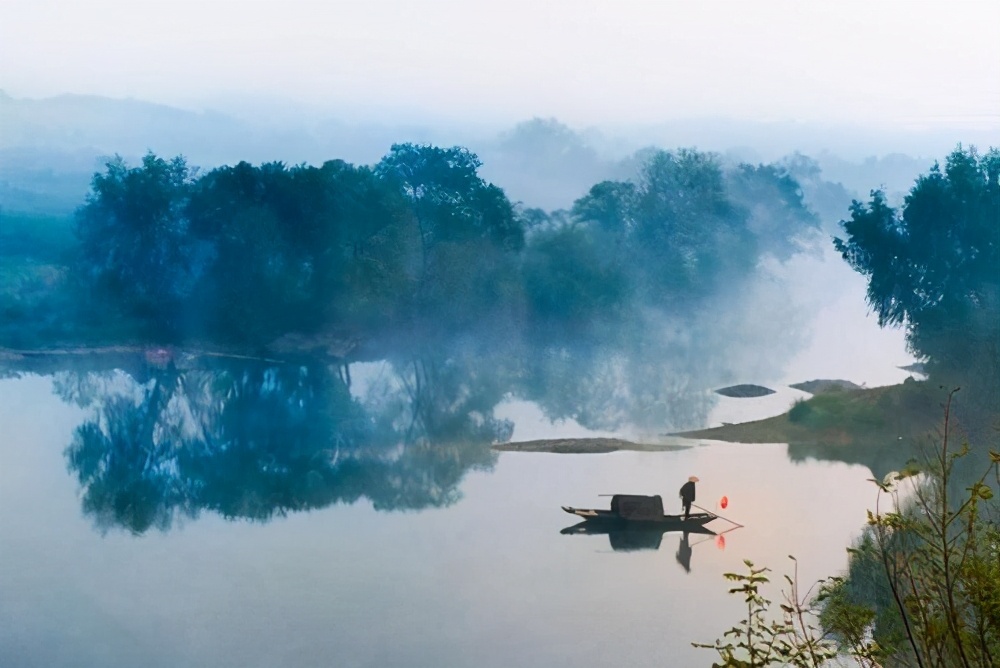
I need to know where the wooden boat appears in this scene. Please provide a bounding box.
[561,494,717,532]
[561,507,717,530]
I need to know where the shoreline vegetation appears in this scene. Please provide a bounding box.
[0,343,940,454]
[0,343,972,455]
[502,378,948,454]
[674,381,936,446]
[2,343,989,459]
[489,377,1000,456]
[2,147,995,465]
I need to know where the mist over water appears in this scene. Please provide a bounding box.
[0,88,934,549]
[1,0,997,663]
[0,372,881,667]
[0,83,987,668]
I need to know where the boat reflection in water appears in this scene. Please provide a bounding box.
[562,519,714,546]
[560,520,736,574]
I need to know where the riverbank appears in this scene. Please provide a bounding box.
[492,380,949,454]
[676,379,946,446]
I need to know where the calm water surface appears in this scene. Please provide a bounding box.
[0,368,889,668]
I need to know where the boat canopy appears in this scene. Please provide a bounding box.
[609,494,664,521]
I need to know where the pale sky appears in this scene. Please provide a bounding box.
[2,0,998,129]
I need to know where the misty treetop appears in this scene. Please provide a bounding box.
[569,148,818,308]
[67,144,823,350]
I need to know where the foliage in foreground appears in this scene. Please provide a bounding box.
[700,391,1000,667]
[821,391,1000,668]
[694,557,839,667]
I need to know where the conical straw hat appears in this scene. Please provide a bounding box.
[688,476,700,482]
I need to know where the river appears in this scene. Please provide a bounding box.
[0,323,915,667]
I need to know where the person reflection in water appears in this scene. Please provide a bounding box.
[679,475,698,520]
[676,531,692,573]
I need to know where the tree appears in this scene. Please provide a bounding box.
[779,152,855,233]
[375,143,524,261]
[571,149,757,308]
[186,159,413,342]
[325,160,416,331]
[520,224,628,336]
[374,144,525,333]
[186,160,306,342]
[75,152,198,331]
[834,146,1000,405]
[725,163,821,260]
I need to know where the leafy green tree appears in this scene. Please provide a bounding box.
[322,160,416,330]
[75,152,197,332]
[375,144,525,333]
[186,161,306,342]
[375,143,524,259]
[835,147,1000,405]
[571,180,638,238]
[186,159,413,343]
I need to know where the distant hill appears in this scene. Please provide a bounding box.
[1,91,988,216]
[0,92,403,214]
[0,91,259,163]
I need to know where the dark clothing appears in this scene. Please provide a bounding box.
[679,481,696,520]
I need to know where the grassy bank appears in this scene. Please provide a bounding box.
[677,379,949,447]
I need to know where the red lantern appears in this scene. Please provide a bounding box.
[720,495,729,510]
[716,534,726,550]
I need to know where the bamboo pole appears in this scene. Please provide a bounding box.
[692,503,745,528]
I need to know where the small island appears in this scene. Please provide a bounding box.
[714,384,775,398]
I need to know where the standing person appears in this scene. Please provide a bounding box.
[679,476,698,520]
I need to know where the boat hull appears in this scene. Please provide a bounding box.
[560,506,717,532]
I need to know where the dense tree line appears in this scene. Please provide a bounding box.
[71,144,819,350]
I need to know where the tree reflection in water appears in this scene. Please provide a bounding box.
[57,353,507,534]
[38,295,811,535]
